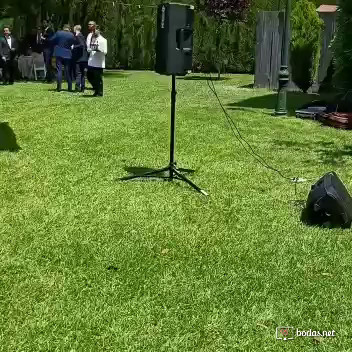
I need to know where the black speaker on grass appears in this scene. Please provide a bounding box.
[302,172,352,228]
[155,3,194,76]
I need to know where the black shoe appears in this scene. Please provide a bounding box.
[9,81,14,85]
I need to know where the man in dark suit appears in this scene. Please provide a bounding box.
[0,26,18,85]
[41,20,55,82]
[23,27,42,55]
[50,24,75,92]
[72,25,88,92]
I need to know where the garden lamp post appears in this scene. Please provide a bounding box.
[275,0,292,116]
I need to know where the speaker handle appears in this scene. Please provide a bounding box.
[176,28,193,52]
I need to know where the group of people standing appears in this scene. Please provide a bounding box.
[0,20,107,97]
[50,21,107,96]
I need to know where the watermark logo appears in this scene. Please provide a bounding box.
[276,327,295,341]
[276,327,336,341]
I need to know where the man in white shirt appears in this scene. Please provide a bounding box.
[86,21,96,50]
[87,29,107,97]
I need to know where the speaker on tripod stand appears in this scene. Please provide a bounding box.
[121,3,208,195]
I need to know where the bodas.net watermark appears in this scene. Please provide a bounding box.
[276,327,336,341]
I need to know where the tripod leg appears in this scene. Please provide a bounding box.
[120,166,170,181]
[173,169,208,196]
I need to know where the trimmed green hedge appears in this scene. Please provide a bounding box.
[6,0,336,73]
[98,0,336,73]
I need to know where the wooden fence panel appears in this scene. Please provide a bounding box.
[254,11,284,90]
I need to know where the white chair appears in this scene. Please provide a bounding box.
[32,53,46,81]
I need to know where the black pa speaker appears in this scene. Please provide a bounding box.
[155,3,194,76]
[302,171,352,228]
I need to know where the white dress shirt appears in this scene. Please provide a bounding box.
[6,36,12,48]
[88,35,107,69]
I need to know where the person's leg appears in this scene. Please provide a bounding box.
[88,67,98,94]
[64,59,72,92]
[56,57,63,91]
[0,58,4,83]
[80,62,87,92]
[2,61,8,84]
[48,51,54,82]
[3,60,10,84]
[71,61,76,82]
[87,66,94,91]
[43,50,48,78]
[91,68,100,96]
[96,68,103,96]
[75,62,82,91]
[43,49,53,82]
[9,59,15,84]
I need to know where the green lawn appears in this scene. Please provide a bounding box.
[0,71,351,351]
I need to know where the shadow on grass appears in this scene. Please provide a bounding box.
[80,94,97,98]
[124,166,194,174]
[119,166,195,181]
[124,166,159,175]
[313,145,352,166]
[177,75,230,81]
[274,139,352,166]
[48,88,78,93]
[274,140,335,150]
[104,71,131,79]
[0,122,21,152]
[239,83,254,89]
[227,92,323,117]
[119,166,170,181]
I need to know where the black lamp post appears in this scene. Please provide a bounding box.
[275,0,292,116]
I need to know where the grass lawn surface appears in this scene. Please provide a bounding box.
[0,71,351,351]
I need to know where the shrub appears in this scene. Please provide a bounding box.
[290,0,324,92]
[332,0,352,93]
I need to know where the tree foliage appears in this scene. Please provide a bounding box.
[290,0,324,92]
[204,0,251,20]
[332,0,352,93]
[0,0,336,73]
[200,0,252,77]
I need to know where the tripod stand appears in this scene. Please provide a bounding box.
[120,75,208,196]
